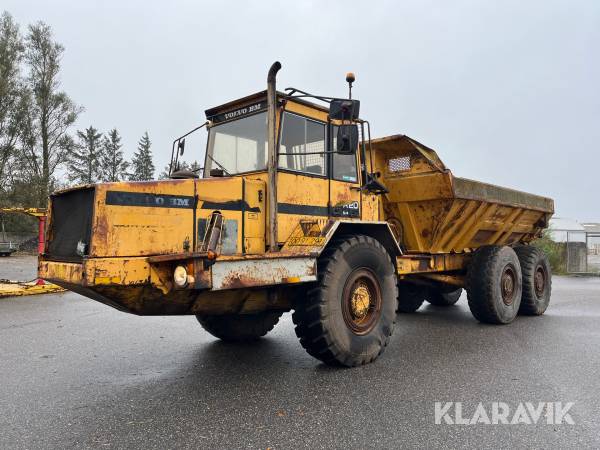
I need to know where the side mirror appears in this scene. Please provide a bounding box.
[337,125,358,154]
[329,99,360,121]
[178,139,185,156]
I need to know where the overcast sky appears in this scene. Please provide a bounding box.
[5,0,599,220]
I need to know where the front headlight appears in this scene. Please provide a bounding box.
[173,265,189,288]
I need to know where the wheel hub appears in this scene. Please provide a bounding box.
[501,265,517,306]
[534,265,546,298]
[341,269,382,335]
[350,283,371,320]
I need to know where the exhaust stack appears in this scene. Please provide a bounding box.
[267,61,281,252]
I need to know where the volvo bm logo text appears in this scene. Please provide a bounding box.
[224,103,262,120]
[154,197,190,207]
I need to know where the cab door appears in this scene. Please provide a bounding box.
[276,112,330,243]
[329,124,362,220]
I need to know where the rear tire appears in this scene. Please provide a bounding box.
[292,235,397,367]
[397,282,426,313]
[196,311,282,342]
[467,245,522,324]
[426,287,463,306]
[514,246,551,315]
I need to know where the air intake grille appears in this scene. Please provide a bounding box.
[47,188,95,260]
[389,156,411,172]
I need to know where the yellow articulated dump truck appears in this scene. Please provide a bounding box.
[39,62,554,367]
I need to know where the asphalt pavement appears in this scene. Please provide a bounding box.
[0,253,39,280]
[1,257,599,449]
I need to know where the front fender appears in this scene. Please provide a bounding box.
[281,220,402,257]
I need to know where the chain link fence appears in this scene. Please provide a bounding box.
[565,231,600,274]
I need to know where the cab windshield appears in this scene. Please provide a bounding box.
[204,112,267,176]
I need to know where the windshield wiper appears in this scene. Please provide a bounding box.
[206,154,231,176]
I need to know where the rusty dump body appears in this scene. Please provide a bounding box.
[38,84,553,316]
[369,135,553,285]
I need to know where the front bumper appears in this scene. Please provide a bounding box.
[38,254,318,315]
[39,256,151,288]
[39,253,317,291]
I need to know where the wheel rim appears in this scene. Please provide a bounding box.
[341,269,382,335]
[534,264,547,298]
[501,264,517,306]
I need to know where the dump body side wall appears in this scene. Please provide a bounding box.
[369,135,553,254]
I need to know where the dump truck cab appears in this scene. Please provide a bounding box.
[39,72,388,314]
[196,89,379,249]
[39,62,554,367]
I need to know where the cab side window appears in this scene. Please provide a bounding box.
[279,113,326,176]
[331,125,358,183]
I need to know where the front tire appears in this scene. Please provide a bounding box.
[196,311,283,342]
[467,245,522,324]
[514,246,551,315]
[292,235,397,367]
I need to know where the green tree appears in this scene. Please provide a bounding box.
[18,21,81,205]
[0,12,27,199]
[129,131,154,181]
[67,126,102,185]
[158,160,202,179]
[532,229,566,274]
[100,128,128,182]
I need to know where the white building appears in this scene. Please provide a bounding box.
[549,217,586,243]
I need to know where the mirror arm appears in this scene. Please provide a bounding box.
[354,121,387,194]
[169,121,210,177]
[359,122,368,186]
[364,120,375,174]
[169,141,177,177]
[284,87,350,104]
[352,174,388,194]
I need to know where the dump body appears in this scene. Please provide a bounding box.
[370,135,553,254]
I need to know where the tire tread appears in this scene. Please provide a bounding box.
[292,235,397,367]
[514,246,552,315]
[466,245,521,324]
[196,311,282,342]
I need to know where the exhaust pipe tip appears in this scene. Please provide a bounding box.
[267,61,282,82]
